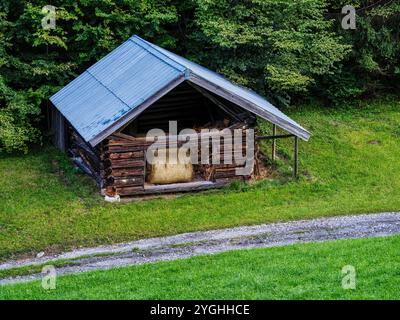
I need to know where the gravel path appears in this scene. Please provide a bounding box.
[1,212,400,285]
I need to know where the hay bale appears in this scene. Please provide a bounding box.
[148,148,193,184]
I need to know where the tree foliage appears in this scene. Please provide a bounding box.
[190,0,351,106]
[0,0,398,153]
[322,0,400,103]
[0,0,178,153]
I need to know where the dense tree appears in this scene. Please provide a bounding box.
[187,0,351,106]
[322,0,400,103]
[0,0,398,153]
[0,0,178,152]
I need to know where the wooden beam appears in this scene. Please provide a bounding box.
[255,134,294,140]
[294,136,299,178]
[189,74,311,141]
[188,82,243,122]
[52,108,66,152]
[272,124,276,161]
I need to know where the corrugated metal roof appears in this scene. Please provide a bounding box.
[51,35,310,146]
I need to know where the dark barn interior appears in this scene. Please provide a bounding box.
[122,82,255,134]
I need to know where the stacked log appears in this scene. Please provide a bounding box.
[101,133,148,196]
[197,125,253,182]
[100,125,254,196]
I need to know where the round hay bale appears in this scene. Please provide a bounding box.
[148,148,193,184]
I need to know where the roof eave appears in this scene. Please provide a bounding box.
[188,73,311,141]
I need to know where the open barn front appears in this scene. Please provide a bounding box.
[100,81,257,197]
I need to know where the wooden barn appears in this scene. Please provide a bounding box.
[50,35,310,198]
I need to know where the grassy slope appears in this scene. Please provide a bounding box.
[1,235,400,299]
[1,99,400,260]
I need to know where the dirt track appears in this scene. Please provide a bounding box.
[1,212,400,285]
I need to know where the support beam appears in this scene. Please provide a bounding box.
[52,107,66,152]
[294,136,299,178]
[272,124,276,161]
[188,82,243,122]
[255,134,294,140]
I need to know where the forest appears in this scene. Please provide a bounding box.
[0,0,399,153]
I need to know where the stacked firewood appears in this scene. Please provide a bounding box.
[101,133,148,196]
[197,123,252,182]
[100,122,255,196]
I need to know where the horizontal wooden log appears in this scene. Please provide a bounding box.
[103,151,144,160]
[104,159,145,169]
[116,186,145,196]
[116,180,230,197]
[214,168,244,179]
[110,132,138,142]
[213,163,244,169]
[107,176,144,187]
[102,168,145,178]
[105,145,147,153]
[107,140,153,147]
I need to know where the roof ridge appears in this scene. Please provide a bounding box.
[129,36,187,77]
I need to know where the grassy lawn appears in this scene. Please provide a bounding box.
[1,99,400,261]
[1,235,400,299]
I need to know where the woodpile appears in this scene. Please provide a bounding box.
[101,133,147,196]
[69,130,102,184]
[196,123,252,182]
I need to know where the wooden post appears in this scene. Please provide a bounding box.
[52,108,66,152]
[294,136,298,178]
[272,124,276,161]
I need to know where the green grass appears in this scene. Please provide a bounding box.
[0,259,80,280]
[1,98,400,261]
[1,235,400,299]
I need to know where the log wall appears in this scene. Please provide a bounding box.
[68,125,254,197]
[100,126,253,197]
[101,133,148,196]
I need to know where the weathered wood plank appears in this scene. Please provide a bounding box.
[105,151,144,160]
[104,159,145,168]
[108,176,144,187]
[102,168,145,178]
